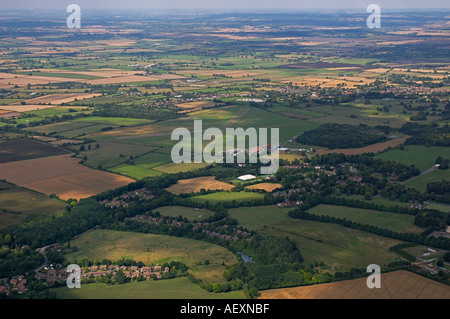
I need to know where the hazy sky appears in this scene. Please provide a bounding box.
[2,0,450,10]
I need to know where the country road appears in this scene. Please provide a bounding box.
[400,165,437,185]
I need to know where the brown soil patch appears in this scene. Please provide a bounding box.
[246,183,282,192]
[12,93,101,106]
[259,270,450,299]
[166,176,234,195]
[315,137,409,156]
[1,104,65,112]
[0,154,133,201]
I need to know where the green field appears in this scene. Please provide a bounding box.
[133,151,173,169]
[73,116,153,126]
[51,277,245,299]
[308,204,423,234]
[24,106,91,117]
[25,121,93,135]
[424,203,450,213]
[332,194,411,208]
[376,145,450,171]
[65,229,238,284]
[404,169,450,193]
[75,142,158,169]
[153,162,210,174]
[155,206,215,221]
[262,218,404,271]
[228,205,291,231]
[0,181,66,229]
[109,163,162,180]
[190,191,265,204]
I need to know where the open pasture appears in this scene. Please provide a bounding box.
[0,181,66,229]
[308,204,423,234]
[228,205,290,231]
[262,218,404,271]
[52,277,245,299]
[155,206,215,221]
[190,191,265,204]
[376,145,450,172]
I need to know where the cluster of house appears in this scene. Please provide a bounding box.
[0,275,27,296]
[130,215,185,227]
[100,188,155,208]
[101,199,131,208]
[35,269,67,284]
[35,264,171,285]
[193,223,251,241]
[274,186,317,207]
[412,248,448,275]
[410,202,423,210]
[120,188,155,200]
[81,264,170,279]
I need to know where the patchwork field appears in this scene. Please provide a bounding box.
[0,154,134,200]
[52,277,245,299]
[65,229,239,285]
[166,176,235,195]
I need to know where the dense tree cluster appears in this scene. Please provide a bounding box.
[296,123,387,149]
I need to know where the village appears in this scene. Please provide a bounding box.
[34,263,171,286]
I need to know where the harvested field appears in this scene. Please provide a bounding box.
[83,73,184,85]
[0,154,134,201]
[315,137,408,156]
[0,104,63,112]
[85,75,161,85]
[259,270,450,299]
[180,69,262,78]
[166,176,234,195]
[0,75,83,88]
[176,101,218,109]
[245,183,282,192]
[13,93,101,105]
[279,62,366,69]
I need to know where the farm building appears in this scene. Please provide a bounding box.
[238,174,257,181]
